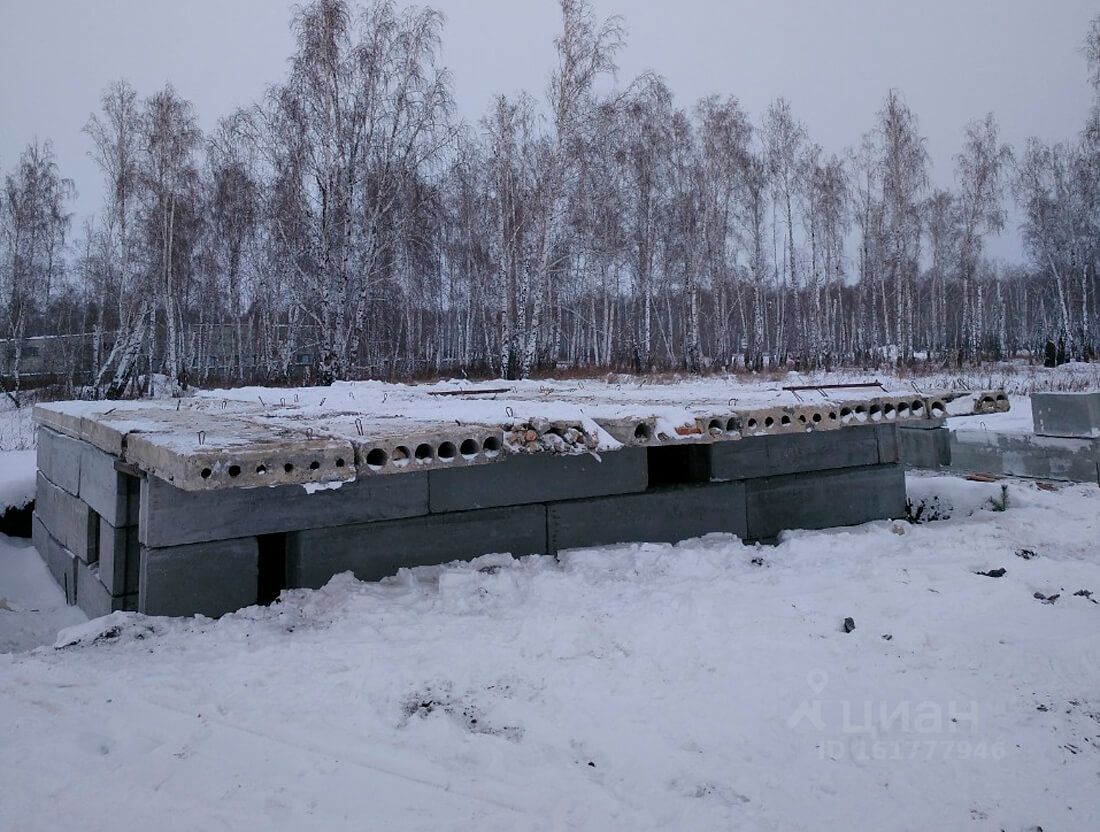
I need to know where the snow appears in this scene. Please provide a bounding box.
[0,532,85,652]
[0,449,36,512]
[2,472,1099,830]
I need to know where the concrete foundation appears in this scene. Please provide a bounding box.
[29,383,1010,618]
[1031,392,1100,438]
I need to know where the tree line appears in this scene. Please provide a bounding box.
[2,0,1099,397]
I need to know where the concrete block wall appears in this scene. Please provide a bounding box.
[34,427,140,617]
[34,423,908,620]
[949,430,1100,483]
[897,421,1100,483]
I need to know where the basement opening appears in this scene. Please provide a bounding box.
[257,532,288,605]
[647,445,711,486]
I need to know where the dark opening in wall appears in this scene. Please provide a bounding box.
[647,445,712,487]
[257,533,288,605]
[0,502,33,538]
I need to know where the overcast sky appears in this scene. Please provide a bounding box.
[1,0,1096,262]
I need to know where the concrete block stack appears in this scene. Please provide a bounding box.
[897,391,1100,483]
[31,383,1008,619]
[33,427,141,617]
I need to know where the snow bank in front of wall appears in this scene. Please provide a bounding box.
[0,532,86,652]
[0,450,37,512]
[2,472,1099,830]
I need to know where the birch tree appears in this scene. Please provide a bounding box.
[955,113,1011,360]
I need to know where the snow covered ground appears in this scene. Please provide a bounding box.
[1,472,1098,831]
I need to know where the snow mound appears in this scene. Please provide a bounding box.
[0,449,36,512]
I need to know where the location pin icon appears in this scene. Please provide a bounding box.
[807,669,828,695]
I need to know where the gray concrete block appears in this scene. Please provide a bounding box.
[767,426,882,476]
[708,425,882,481]
[745,463,906,541]
[33,515,77,604]
[701,437,772,481]
[79,442,139,526]
[899,426,951,469]
[547,482,748,553]
[139,537,259,617]
[876,424,900,464]
[428,448,648,513]
[37,426,83,495]
[288,505,548,589]
[139,471,429,547]
[35,472,97,562]
[1031,392,1100,438]
[98,517,139,596]
[75,557,135,618]
[949,430,1100,483]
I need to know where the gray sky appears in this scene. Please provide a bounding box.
[1,0,1096,262]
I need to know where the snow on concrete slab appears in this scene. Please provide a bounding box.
[1,472,1098,830]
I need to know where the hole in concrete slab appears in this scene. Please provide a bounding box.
[883,404,896,421]
[392,446,411,467]
[200,467,213,480]
[460,438,479,458]
[309,460,320,471]
[897,402,910,417]
[812,412,822,423]
[366,448,388,469]
[911,400,924,414]
[725,418,738,432]
[335,457,346,468]
[930,401,946,418]
[854,406,867,422]
[415,443,434,462]
[780,415,791,426]
[633,423,652,442]
[256,464,267,475]
[228,464,242,478]
[284,463,295,473]
[482,436,501,456]
[996,394,1007,403]
[869,405,882,422]
[828,411,837,421]
[438,441,457,461]
[747,418,758,429]
[840,407,853,423]
[764,416,774,428]
[707,418,724,434]
[257,533,288,606]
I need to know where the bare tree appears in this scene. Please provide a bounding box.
[955,113,1011,361]
[0,141,74,400]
